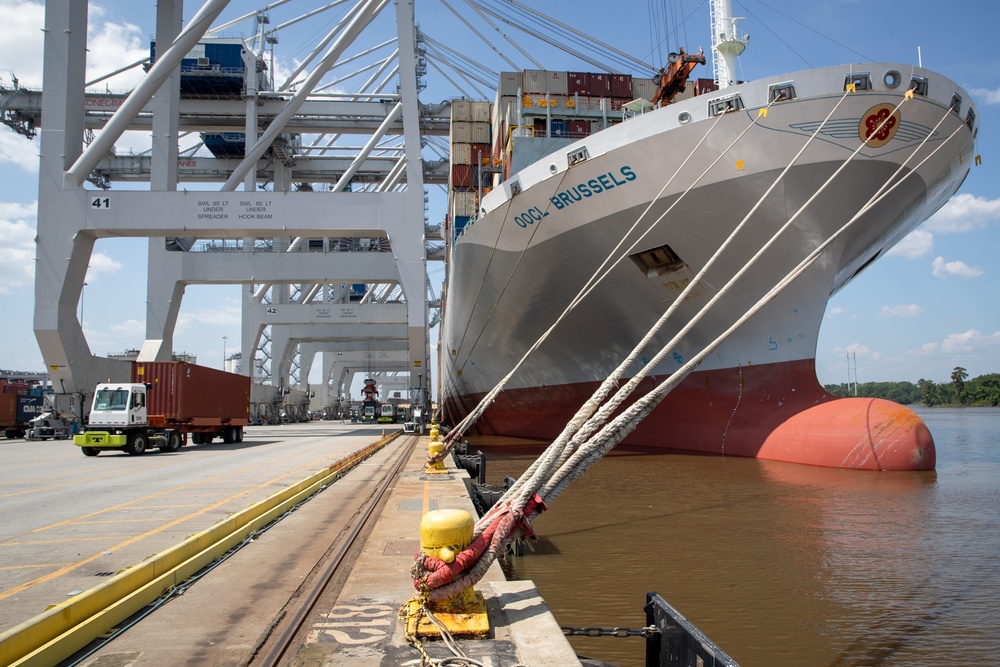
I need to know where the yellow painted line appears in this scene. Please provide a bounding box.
[0,439,395,602]
[0,433,401,667]
[0,440,367,546]
[0,537,132,546]
[0,564,71,572]
[124,504,206,509]
[70,519,174,525]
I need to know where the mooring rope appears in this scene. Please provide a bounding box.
[416,94,966,596]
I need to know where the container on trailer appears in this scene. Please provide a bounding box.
[131,361,250,423]
[16,395,45,423]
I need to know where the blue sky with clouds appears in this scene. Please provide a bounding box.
[0,0,998,390]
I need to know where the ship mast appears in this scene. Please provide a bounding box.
[709,0,749,89]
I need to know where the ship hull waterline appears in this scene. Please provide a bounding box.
[442,359,935,471]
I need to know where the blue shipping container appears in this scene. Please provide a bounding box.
[16,396,44,423]
[454,216,473,236]
[550,119,569,138]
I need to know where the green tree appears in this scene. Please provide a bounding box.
[918,378,939,406]
[951,366,969,405]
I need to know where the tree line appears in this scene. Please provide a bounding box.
[824,367,1000,407]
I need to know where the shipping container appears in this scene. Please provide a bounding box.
[202,132,245,158]
[533,117,547,137]
[547,71,568,95]
[471,121,491,144]
[470,143,491,166]
[132,361,250,424]
[568,120,590,138]
[550,119,569,138]
[16,395,44,424]
[451,164,474,189]
[523,69,546,94]
[590,73,612,97]
[610,73,633,99]
[452,142,471,165]
[632,77,657,100]
[568,72,590,95]
[453,216,473,236]
[451,99,472,122]
[451,121,472,144]
[694,78,719,96]
[452,191,478,217]
[1,393,45,438]
[498,71,523,97]
[471,100,491,123]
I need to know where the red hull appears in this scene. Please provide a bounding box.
[442,359,935,471]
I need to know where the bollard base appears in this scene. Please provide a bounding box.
[405,591,490,638]
[423,464,451,475]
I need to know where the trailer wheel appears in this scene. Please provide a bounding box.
[161,430,182,453]
[235,426,244,443]
[81,447,99,457]
[223,426,237,444]
[125,432,147,456]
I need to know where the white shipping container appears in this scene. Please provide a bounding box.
[471,100,491,123]
[471,121,491,144]
[523,69,545,94]
[498,71,523,98]
[632,77,657,100]
[451,99,472,122]
[451,121,472,144]
[546,70,568,95]
[452,191,478,217]
[451,142,471,165]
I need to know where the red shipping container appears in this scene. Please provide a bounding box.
[694,78,719,96]
[567,72,590,95]
[610,73,633,99]
[451,164,473,189]
[131,361,249,423]
[568,120,590,137]
[533,117,547,138]
[470,143,491,166]
[590,72,612,97]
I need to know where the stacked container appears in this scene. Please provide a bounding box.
[450,97,493,241]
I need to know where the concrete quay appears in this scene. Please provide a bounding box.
[290,436,582,666]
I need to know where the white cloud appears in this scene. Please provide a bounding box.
[941,329,1000,354]
[176,304,242,333]
[886,228,933,258]
[924,193,1000,233]
[879,304,923,319]
[832,342,881,361]
[931,256,983,279]
[829,306,847,315]
[0,1,45,85]
[109,319,145,336]
[970,87,1000,105]
[0,200,37,293]
[86,252,124,282]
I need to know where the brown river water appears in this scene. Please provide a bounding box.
[469,406,1000,667]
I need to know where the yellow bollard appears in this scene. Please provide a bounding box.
[406,509,489,637]
[425,437,449,474]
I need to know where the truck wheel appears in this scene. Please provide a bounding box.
[235,426,244,443]
[125,432,147,456]
[81,447,99,457]
[161,431,182,453]
[223,426,236,444]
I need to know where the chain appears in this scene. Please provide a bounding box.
[560,625,660,638]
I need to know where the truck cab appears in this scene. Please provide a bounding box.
[91,384,147,427]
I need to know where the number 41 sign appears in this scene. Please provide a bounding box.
[90,196,111,209]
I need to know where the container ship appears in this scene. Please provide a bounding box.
[439,2,978,471]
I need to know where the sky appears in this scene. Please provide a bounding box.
[0,0,998,393]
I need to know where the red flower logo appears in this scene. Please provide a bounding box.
[865,108,897,142]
